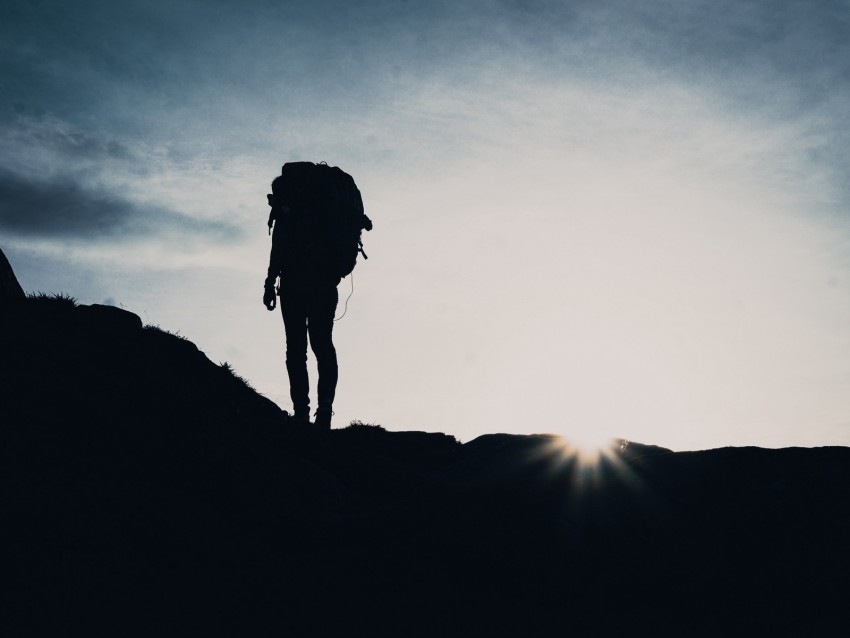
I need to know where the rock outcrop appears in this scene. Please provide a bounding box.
[0,247,25,306]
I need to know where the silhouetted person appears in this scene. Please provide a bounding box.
[263,162,370,430]
[263,174,340,430]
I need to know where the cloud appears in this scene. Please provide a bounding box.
[9,116,134,162]
[0,167,240,243]
[0,116,138,183]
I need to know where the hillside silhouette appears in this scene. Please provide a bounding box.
[1,249,848,637]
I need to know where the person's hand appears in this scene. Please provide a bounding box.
[263,285,277,311]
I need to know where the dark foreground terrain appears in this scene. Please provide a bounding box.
[2,255,848,637]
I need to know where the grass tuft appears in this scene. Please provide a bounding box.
[26,292,77,307]
[220,361,256,391]
[142,324,189,341]
[345,420,385,431]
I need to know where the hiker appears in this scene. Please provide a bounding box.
[263,162,371,430]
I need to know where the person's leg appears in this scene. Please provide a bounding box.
[307,284,338,423]
[280,282,310,418]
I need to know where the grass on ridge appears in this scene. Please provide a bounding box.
[26,292,78,307]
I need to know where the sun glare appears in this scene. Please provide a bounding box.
[552,430,621,468]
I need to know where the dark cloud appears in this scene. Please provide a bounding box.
[3,0,848,106]
[0,167,239,243]
[2,0,848,214]
[600,1,850,103]
[4,0,847,144]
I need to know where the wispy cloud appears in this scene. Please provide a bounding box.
[0,166,240,243]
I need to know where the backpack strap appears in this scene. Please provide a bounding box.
[267,193,277,235]
[267,193,291,235]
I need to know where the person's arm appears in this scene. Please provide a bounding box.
[263,205,289,311]
[263,261,278,310]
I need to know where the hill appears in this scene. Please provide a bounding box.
[1,250,848,637]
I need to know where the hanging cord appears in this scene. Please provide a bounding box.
[334,272,354,322]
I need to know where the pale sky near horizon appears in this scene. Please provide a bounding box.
[2,0,849,451]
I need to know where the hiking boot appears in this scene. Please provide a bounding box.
[292,409,310,426]
[314,407,333,431]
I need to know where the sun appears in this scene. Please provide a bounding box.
[551,428,621,468]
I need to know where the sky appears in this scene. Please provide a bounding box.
[2,0,849,451]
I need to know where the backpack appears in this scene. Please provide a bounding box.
[267,162,372,279]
